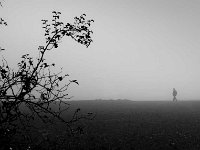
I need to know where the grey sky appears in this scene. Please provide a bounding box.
[1,0,200,100]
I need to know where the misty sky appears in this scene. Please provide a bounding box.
[1,0,200,100]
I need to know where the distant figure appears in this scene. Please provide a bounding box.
[172,88,177,101]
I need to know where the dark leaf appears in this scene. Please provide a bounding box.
[43,63,48,68]
[58,76,62,81]
[70,80,79,85]
[54,43,58,48]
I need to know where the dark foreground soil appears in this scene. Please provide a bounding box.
[66,100,200,150]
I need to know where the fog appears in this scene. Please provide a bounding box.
[1,0,200,100]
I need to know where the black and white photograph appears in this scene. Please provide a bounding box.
[1,0,200,149]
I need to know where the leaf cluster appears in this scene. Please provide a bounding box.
[0,18,7,26]
[42,11,93,49]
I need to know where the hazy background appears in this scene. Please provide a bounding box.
[1,0,200,100]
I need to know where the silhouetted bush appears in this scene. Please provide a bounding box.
[0,10,94,149]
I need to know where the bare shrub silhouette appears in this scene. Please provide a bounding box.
[0,11,94,149]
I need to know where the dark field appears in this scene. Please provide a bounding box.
[64,100,200,150]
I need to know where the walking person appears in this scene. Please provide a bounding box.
[173,88,177,101]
